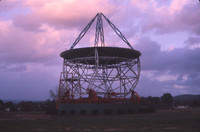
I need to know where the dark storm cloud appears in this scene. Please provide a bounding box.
[184,37,200,45]
[135,38,200,74]
[134,37,200,96]
[0,66,60,100]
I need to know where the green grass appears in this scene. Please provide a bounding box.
[0,109,200,132]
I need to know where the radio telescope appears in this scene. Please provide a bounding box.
[57,13,141,105]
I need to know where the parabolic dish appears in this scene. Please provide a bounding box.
[60,47,141,65]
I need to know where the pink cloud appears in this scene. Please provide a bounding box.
[0,20,68,65]
[12,0,118,30]
[139,0,200,35]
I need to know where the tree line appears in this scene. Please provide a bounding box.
[0,93,199,114]
[140,93,200,109]
[0,99,57,114]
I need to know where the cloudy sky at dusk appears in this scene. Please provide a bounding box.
[0,0,200,101]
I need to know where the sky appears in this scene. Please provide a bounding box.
[0,0,200,101]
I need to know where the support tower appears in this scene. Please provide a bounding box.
[57,13,141,106]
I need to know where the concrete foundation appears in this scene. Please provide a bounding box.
[58,103,142,115]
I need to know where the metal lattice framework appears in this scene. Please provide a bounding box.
[57,13,141,104]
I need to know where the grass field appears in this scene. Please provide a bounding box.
[0,109,200,132]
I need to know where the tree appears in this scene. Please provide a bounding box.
[43,99,57,115]
[49,88,58,101]
[4,101,16,111]
[0,99,4,111]
[18,101,37,112]
[43,88,59,115]
[161,93,173,108]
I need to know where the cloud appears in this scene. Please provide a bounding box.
[129,0,200,35]
[135,37,200,74]
[0,64,27,72]
[0,64,60,100]
[0,20,67,66]
[184,37,200,45]
[0,0,199,100]
[134,37,200,96]
[0,0,21,12]
[11,0,118,31]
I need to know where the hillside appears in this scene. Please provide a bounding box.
[173,94,200,101]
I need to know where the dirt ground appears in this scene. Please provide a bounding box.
[0,109,200,132]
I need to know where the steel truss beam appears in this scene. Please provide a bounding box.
[70,13,134,49]
[58,57,140,99]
